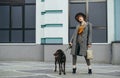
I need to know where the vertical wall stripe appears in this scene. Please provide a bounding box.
[114,0,120,40]
[107,0,115,43]
[36,0,44,44]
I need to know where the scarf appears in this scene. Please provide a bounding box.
[78,25,85,35]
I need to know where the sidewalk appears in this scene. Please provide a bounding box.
[0,61,120,78]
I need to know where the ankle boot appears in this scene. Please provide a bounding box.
[88,69,92,74]
[72,68,76,74]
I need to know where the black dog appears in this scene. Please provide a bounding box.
[53,49,66,75]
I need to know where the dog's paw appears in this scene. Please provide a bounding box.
[59,73,61,75]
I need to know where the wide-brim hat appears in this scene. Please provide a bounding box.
[75,12,86,22]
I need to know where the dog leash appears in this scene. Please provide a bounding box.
[64,44,72,52]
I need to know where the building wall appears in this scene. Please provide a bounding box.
[0,44,111,64]
[0,44,44,61]
[44,44,111,63]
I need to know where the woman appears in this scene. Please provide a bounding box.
[69,12,92,74]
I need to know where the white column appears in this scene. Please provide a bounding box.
[107,0,115,43]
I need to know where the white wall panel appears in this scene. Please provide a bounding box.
[44,14,63,24]
[44,27,63,37]
[45,0,64,10]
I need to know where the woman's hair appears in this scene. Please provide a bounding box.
[75,12,86,22]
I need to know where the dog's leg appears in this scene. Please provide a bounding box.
[63,62,66,75]
[54,60,57,72]
[59,63,61,75]
[61,63,64,72]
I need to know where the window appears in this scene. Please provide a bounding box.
[0,0,36,43]
[69,0,107,43]
[89,2,107,43]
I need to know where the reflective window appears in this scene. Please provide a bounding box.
[25,30,35,43]
[0,30,9,42]
[12,7,22,28]
[25,5,35,28]
[89,2,107,27]
[25,0,36,3]
[0,6,9,28]
[0,0,36,43]
[11,30,23,43]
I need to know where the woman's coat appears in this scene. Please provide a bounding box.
[70,22,92,56]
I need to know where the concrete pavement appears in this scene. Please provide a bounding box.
[0,61,120,78]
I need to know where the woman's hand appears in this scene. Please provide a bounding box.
[69,42,72,45]
[69,42,72,48]
[69,42,72,46]
[88,45,92,48]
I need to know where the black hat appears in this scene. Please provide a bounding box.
[75,12,86,22]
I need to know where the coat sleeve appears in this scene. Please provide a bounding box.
[87,23,92,45]
[70,26,78,43]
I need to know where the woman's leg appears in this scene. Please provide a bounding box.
[73,55,77,66]
[84,56,90,66]
[72,55,77,73]
[84,56,92,74]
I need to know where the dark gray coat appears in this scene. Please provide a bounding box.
[70,22,92,56]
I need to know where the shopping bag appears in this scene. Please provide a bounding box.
[87,50,93,60]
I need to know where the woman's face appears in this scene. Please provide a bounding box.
[78,16,84,22]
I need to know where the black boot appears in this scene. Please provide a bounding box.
[72,68,76,74]
[88,69,92,74]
